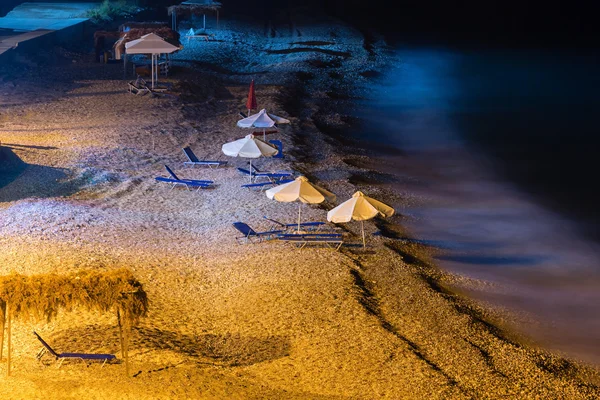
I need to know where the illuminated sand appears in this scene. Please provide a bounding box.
[1,14,599,399]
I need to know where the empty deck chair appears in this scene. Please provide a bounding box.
[249,163,293,176]
[241,179,293,191]
[269,140,284,159]
[237,168,293,183]
[155,164,214,190]
[127,76,150,95]
[34,331,116,367]
[182,147,228,168]
[263,216,326,231]
[276,233,344,251]
[232,222,284,244]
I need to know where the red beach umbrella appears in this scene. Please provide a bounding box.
[246,79,257,116]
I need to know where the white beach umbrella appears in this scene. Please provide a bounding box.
[266,176,336,232]
[237,108,290,140]
[125,33,179,89]
[222,134,279,180]
[327,191,395,248]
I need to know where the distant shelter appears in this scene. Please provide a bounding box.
[167,0,222,31]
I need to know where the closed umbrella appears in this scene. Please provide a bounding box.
[327,191,394,248]
[237,108,290,140]
[246,79,257,117]
[222,134,278,181]
[266,176,336,232]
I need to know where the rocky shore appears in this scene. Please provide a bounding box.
[0,8,599,399]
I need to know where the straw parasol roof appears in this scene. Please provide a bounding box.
[0,269,148,376]
[0,269,148,324]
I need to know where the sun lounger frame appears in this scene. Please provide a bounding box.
[183,146,228,168]
[232,222,284,244]
[155,165,215,190]
[263,216,326,231]
[33,331,116,368]
[128,75,151,96]
[237,168,293,183]
[241,179,293,191]
[276,233,344,251]
[155,177,213,191]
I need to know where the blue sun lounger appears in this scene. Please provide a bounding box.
[34,331,116,367]
[269,140,284,159]
[237,168,293,183]
[232,222,284,244]
[241,179,293,191]
[263,216,326,231]
[249,163,294,176]
[183,147,228,168]
[156,165,214,190]
[276,233,344,251]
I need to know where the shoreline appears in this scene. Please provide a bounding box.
[275,19,600,375]
[1,10,599,398]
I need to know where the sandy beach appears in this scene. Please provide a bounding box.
[1,9,600,399]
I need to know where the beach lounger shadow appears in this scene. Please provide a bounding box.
[155,164,215,191]
[232,222,284,244]
[183,146,228,168]
[33,331,116,367]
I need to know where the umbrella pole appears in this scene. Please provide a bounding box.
[151,54,155,89]
[263,128,266,141]
[249,159,253,182]
[361,220,366,248]
[298,203,301,233]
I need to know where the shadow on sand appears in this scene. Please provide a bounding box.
[0,146,83,202]
[51,325,291,368]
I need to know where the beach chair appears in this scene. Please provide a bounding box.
[155,164,214,191]
[237,168,293,183]
[241,179,293,191]
[182,147,228,168]
[263,216,326,231]
[269,140,284,159]
[276,233,344,251]
[249,163,294,176]
[128,76,150,96]
[232,222,284,244]
[33,331,116,367]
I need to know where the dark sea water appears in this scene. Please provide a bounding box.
[352,47,600,366]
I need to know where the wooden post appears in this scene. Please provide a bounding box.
[117,309,130,376]
[117,309,125,359]
[0,301,5,361]
[124,317,130,377]
[6,302,11,377]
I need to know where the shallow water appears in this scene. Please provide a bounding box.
[353,48,600,366]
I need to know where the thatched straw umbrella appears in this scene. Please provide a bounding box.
[0,269,148,376]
